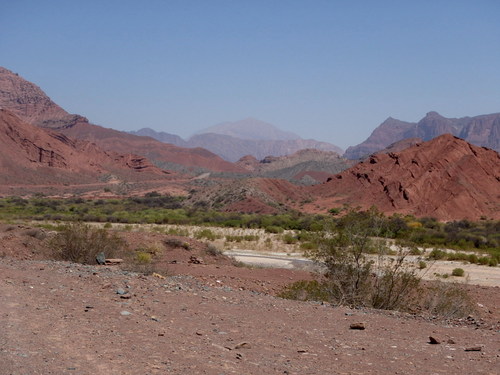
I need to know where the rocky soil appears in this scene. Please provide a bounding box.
[0,224,499,374]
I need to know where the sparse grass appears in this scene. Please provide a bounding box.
[205,243,222,256]
[195,229,219,241]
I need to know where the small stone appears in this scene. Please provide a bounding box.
[429,336,441,345]
[120,311,131,316]
[234,342,251,350]
[350,323,365,330]
[447,339,456,344]
[120,295,131,299]
[116,288,127,295]
[96,252,106,265]
[464,346,482,352]
[151,316,159,322]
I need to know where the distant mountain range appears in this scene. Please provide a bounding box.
[345,111,500,159]
[131,119,344,162]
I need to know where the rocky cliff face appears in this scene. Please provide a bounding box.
[310,134,500,221]
[0,109,168,185]
[0,67,88,129]
[345,112,500,159]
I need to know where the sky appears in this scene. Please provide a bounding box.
[1,0,499,149]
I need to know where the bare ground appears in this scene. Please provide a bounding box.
[0,224,499,374]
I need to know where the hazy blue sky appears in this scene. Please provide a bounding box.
[1,0,499,149]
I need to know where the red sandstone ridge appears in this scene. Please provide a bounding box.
[0,67,88,129]
[0,109,169,185]
[308,135,500,221]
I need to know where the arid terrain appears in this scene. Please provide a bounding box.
[0,65,499,375]
[1,223,499,375]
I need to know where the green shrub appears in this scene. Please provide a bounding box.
[195,229,218,241]
[428,248,447,260]
[451,268,465,277]
[300,242,317,250]
[136,251,152,264]
[265,225,284,234]
[418,261,427,269]
[282,233,298,244]
[468,254,478,263]
[477,256,490,265]
[49,223,125,264]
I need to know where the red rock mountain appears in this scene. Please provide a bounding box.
[345,111,500,159]
[309,134,500,221]
[59,122,245,173]
[0,67,88,129]
[0,67,243,173]
[0,109,168,185]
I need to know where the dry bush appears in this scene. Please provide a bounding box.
[281,210,475,318]
[418,281,476,319]
[49,222,125,264]
[303,211,422,310]
[205,243,222,256]
[23,228,47,241]
[164,237,191,250]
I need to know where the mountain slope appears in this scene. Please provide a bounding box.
[129,128,188,147]
[345,112,500,159]
[0,67,88,129]
[194,118,300,140]
[309,134,500,220]
[0,67,243,174]
[59,123,245,173]
[236,149,352,184]
[0,109,169,185]
[187,132,343,162]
